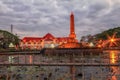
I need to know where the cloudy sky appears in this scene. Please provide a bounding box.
[0,0,120,39]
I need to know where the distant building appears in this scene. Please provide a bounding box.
[20,33,70,49]
[20,12,79,49]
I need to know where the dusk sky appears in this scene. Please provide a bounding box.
[0,0,120,39]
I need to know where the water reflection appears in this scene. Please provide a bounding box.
[29,55,33,64]
[110,51,117,64]
[110,51,118,80]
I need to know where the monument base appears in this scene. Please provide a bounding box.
[59,42,80,48]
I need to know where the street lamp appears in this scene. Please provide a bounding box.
[110,38,115,42]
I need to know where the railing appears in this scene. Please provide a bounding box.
[0,50,119,66]
[0,63,120,66]
[0,49,120,80]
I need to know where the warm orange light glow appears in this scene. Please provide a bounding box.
[105,32,118,47]
[98,45,101,48]
[112,75,117,80]
[110,38,115,42]
[109,51,117,80]
[111,66,117,80]
[110,51,116,64]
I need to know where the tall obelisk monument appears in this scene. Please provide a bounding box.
[69,12,76,39]
[59,12,79,48]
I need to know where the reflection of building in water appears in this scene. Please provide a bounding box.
[20,12,79,49]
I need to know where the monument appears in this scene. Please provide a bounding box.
[59,12,80,48]
[21,12,80,49]
[69,12,76,39]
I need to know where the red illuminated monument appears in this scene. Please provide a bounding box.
[69,12,76,39]
[59,12,79,48]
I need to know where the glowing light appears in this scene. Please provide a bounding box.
[89,42,94,47]
[110,38,115,42]
[98,45,102,48]
[51,44,55,48]
[110,51,117,80]
[105,32,118,47]
[111,66,117,80]
[110,51,116,64]
[112,75,117,80]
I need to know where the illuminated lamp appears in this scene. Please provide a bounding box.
[110,38,115,42]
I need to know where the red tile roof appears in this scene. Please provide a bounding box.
[22,37,42,42]
[22,33,70,42]
[23,37,42,40]
[43,33,55,39]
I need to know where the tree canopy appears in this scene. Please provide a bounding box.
[0,30,19,49]
[95,27,120,40]
[80,27,120,43]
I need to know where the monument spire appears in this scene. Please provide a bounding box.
[69,12,76,39]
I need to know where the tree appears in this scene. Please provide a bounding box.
[0,30,20,49]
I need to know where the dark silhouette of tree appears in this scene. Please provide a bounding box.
[0,30,19,49]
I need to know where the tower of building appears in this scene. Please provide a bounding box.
[69,12,76,39]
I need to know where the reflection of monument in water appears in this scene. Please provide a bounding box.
[59,12,80,48]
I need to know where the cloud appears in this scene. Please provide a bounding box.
[0,1,13,13]
[0,0,120,40]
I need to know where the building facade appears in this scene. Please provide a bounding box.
[20,12,79,49]
[20,33,70,49]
